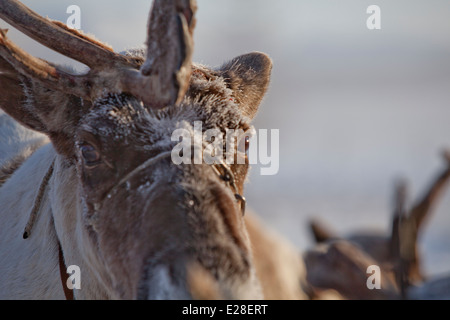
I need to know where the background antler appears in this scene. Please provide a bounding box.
[0,0,197,108]
[392,150,450,297]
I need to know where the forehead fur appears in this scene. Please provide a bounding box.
[78,63,251,150]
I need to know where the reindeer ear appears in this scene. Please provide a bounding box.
[218,52,272,119]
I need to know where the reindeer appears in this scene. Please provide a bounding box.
[0,0,281,299]
[304,150,450,299]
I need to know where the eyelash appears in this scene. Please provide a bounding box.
[79,143,102,167]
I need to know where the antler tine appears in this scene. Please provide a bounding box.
[442,149,450,164]
[0,0,133,69]
[408,149,450,230]
[122,0,197,109]
[0,28,91,99]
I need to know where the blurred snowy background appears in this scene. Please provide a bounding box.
[2,0,450,276]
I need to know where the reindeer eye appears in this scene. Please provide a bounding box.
[80,143,101,167]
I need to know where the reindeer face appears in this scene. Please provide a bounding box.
[0,0,271,299]
[72,58,271,299]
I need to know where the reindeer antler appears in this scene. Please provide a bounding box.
[0,0,132,68]
[0,0,197,108]
[390,150,450,297]
[122,0,197,108]
[0,28,92,99]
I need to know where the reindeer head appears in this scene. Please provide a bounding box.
[0,0,272,299]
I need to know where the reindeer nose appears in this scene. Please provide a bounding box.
[139,263,192,300]
[186,262,222,300]
[186,260,263,300]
